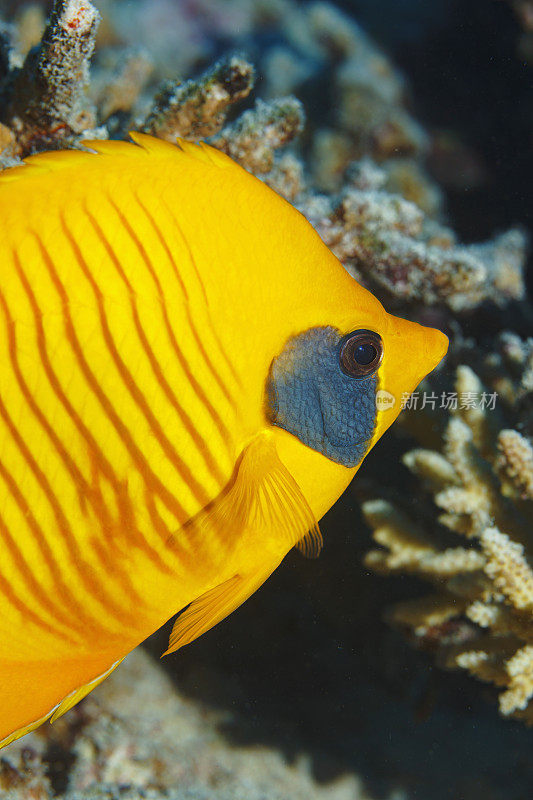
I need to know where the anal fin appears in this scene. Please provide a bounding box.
[50,658,124,722]
[163,570,271,656]
[0,655,125,750]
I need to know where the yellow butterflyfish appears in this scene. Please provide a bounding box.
[0,133,447,747]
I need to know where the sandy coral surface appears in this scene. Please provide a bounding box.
[2,649,371,800]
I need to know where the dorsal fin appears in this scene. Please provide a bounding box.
[0,149,95,183]
[129,132,232,168]
[0,133,234,187]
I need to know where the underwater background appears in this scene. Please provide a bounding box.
[0,0,532,798]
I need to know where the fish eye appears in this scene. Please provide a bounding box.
[339,330,383,378]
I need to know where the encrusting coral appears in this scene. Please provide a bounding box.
[364,362,533,722]
[4,0,103,155]
[0,0,527,324]
[299,160,526,312]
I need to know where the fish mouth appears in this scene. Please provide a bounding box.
[385,314,449,388]
[422,326,449,375]
[370,316,449,445]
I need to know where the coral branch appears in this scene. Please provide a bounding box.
[142,55,254,142]
[497,429,533,499]
[306,167,527,311]
[500,644,533,715]
[481,528,533,612]
[364,363,533,722]
[6,0,100,154]
[213,97,305,173]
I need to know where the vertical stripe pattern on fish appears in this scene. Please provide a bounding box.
[0,134,448,746]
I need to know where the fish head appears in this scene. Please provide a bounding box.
[266,285,448,516]
[267,313,448,468]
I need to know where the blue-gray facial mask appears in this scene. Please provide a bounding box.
[265,326,380,468]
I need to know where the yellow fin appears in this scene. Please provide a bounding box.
[50,658,124,722]
[0,656,125,750]
[0,149,93,183]
[0,133,235,189]
[82,138,143,157]
[175,432,320,559]
[296,526,323,558]
[129,130,182,155]
[164,433,321,654]
[129,130,233,167]
[0,706,59,750]
[163,571,271,655]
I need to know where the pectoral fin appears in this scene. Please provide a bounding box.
[172,432,322,560]
[165,433,322,654]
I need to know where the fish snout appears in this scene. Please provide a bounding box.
[372,315,449,439]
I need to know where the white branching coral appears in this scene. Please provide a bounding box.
[497,429,533,500]
[364,365,533,722]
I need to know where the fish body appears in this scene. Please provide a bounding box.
[0,134,447,746]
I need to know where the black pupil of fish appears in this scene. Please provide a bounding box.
[354,342,377,365]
